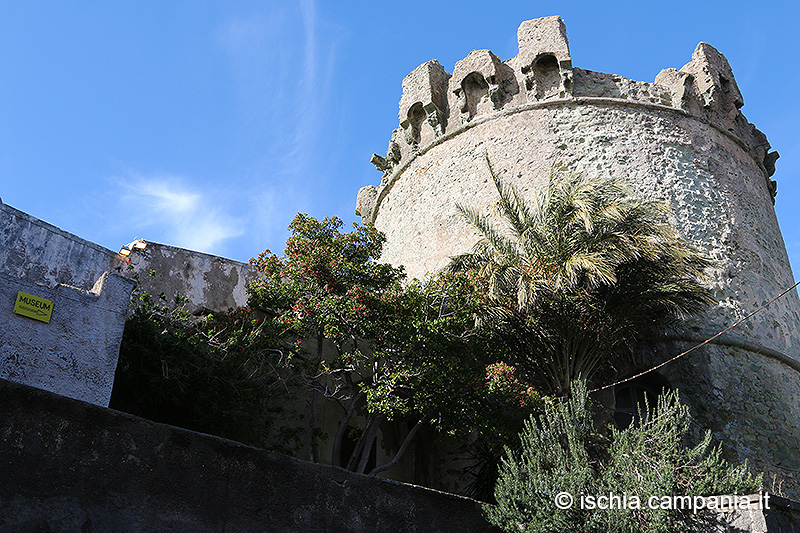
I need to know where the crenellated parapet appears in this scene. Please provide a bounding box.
[366,16,575,190]
[655,42,778,191]
[361,15,780,222]
[357,15,800,499]
[400,61,450,151]
[450,50,510,123]
[510,15,573,102]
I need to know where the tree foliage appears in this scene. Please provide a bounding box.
[110,291,305,454]
[249,214,541,475]
[250,213,414,469]
[486,381,761,533]
[451,159,714,395]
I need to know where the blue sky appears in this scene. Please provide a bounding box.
[2,1,799,275]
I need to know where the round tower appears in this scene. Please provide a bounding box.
[357,16,800,492]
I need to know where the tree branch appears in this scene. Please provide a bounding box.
[331,391,365,467]
[369,416,429,476]
[355,413,383,474]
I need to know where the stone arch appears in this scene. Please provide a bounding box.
[406,102,427,146]
[531,54,560,100]
[460,72,489,120]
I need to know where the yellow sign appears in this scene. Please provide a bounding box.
[13,291,54,323]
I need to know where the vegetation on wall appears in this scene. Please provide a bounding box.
[110,291,306,454]
[111,163,764,528]
[248,213,539,475]
[112,214,541,478]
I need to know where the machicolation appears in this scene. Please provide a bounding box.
[357,15,800,495]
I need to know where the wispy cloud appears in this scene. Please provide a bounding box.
[117,173,244,254]
[215,1,341,246]
[85,2,342,263]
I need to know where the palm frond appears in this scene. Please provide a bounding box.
[449,160,714,394]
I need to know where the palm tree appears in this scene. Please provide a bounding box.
[450,157,713,395]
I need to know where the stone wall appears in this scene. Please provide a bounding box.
[0,200,135,406]
[0,199,122,289]
[0,199,254,406]
[726,495,800,532]
[0,198,254,316]
[121,240,254,314]
[0,272,134,406]
[3,377,799,532]
[0,378,494,533]
[356,16,800,495]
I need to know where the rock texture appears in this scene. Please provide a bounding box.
[0,199,252,406]
[122,240,255,314]
[0,200,135,406]
[357,16,800,495]
[0,199,123,289]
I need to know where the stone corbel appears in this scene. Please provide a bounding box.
[559,59,573,97]
[371,140,402,179]
[423,102,445,137]
[370,154,391,173]
[355,185,378,222]
[400,119,415,146]
[487,77,506,110]
[522,54,572,102]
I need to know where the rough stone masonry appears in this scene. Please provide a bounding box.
[356,16,800,495]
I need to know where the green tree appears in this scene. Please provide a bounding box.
[451,159,713,395]
[249,214,541,476]
[249,214,403,467]
[486,381,761,533]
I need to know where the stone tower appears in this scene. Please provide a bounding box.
[356,16,800,492]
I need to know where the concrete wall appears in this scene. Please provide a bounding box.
[0,271,134,406]
[0,198,251,408]
[356,16,800,496]
[0,199,254,316]
[2,377,798,532]
[0,378,494,533]
[726,495,800,532]
[122,241,255,314]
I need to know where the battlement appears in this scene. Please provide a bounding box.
[355,16,800,494]
[358,16,778,220]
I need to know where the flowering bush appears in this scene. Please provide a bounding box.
[248,214,543,476]
[485,362,543,409]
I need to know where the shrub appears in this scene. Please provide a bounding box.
[486,381,761,532]
[110,292,305,454]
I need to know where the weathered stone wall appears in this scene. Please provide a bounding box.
[3,377,799,532]
[0,199,254,316]
[726,495,800,532]
[356,16,800,495]
[649,336,800,494]
[121,241,255,314]
[365,103,797,355]
[0,378,494,533]
[0,199,123,288]
[0,272,134,406]
[0,199,135,406]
